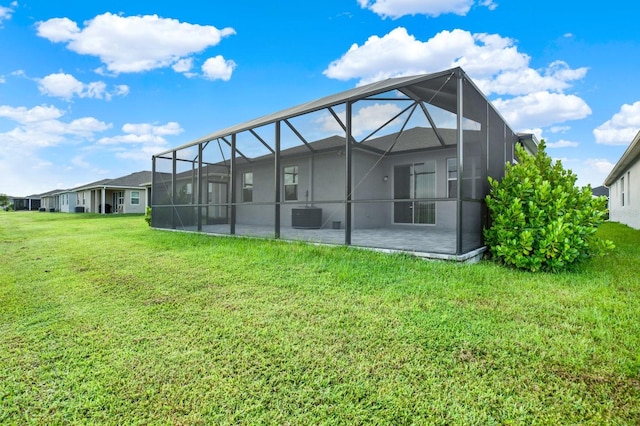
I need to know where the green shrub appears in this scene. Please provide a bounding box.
[144,206,152,226]
[484,141,614,272]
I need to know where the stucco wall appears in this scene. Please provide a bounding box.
[58,192,77,213]
[233,147,462,230]
[608,159,640,229]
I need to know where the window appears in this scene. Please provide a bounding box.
[242,172,253,202]
[82,192,85,205]
[284,166,298,201]
[447,158,457,198]
[628,171,631,205]
[131,191,140,205]
[621,176,625,207]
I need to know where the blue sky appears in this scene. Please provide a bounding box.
[1,0,639,196]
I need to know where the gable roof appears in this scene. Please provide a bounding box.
[73,171,152,191]
[604,130,640,186]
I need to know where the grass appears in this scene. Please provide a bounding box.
[1,212,639,424]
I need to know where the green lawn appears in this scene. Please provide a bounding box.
[1,212,639,424]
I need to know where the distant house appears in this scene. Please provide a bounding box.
[40,189,66,212]
[33,171,151,214]
[151,67,537,261]
[604,130,640,229]
[9,195,41,211]
[591,186,609,198]
[74,171,151,214]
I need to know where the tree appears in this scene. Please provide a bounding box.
[0,194,9,211]
[484,141,614,272]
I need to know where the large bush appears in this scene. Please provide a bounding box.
[484,141,613,272]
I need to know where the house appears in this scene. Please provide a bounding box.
[73,171,151,214]
[9,195,41,211]
[34,171,151,214]
[40,189,66,212]
[604,130,640,229]
[151,67,537,261]
[591,185,609,198]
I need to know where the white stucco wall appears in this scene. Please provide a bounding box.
[608,159,640,229]
[58,192,77,213]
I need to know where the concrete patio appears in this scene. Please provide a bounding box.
[172,223,486,262]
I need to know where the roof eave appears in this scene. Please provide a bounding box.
[604,130,640,186]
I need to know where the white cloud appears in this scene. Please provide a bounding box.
[202,55,236,81]
[324,28,587,95]
[476,61,588,96]
[593,101,640,145]
[36,12,236,75]
[0,104,111,147]
[492,92,591,129]
[37,72,130,101]
[172,58,193,73]
[317,103,402,137]
[98,121,183,145]
[0,104,63,123]
[323,27,591,132]
[545,140,579,148]
[357,0,495,19]
[584,158,615,175]
[0,2,15,26]
[572,158,615,187]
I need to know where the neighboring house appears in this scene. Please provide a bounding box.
[40,189,65,212]
[604,130,640,229]
[74,171,151,214]
[592,185,609,198]
[10,195,41,211]
[151,67,537,261]
[58,189,78,213]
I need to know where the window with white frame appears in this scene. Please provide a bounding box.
[242,172,253,202]
[627,171,631,206]
[131,191,140,205]
[621,176,625,206]
[284,166,298,201]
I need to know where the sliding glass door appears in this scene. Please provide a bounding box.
[394,161,436,224]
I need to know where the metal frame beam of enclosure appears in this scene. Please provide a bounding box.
[230,134,237,235]
[275,121,281,238]
[172,150,177,229]
[345,101,353,245]
[197,143,203,232]
[151,155,156,225]
[455,70,464,255]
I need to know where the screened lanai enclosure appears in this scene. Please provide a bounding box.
[152,67,536,261]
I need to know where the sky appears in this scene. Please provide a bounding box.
[1,0,640,197]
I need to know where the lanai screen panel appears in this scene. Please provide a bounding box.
[152,155,174,229]
[460,77,490,253]
[349,73,460,255]
[172,146,199,231]
[233,126,277,238]
[200,139,232,234]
